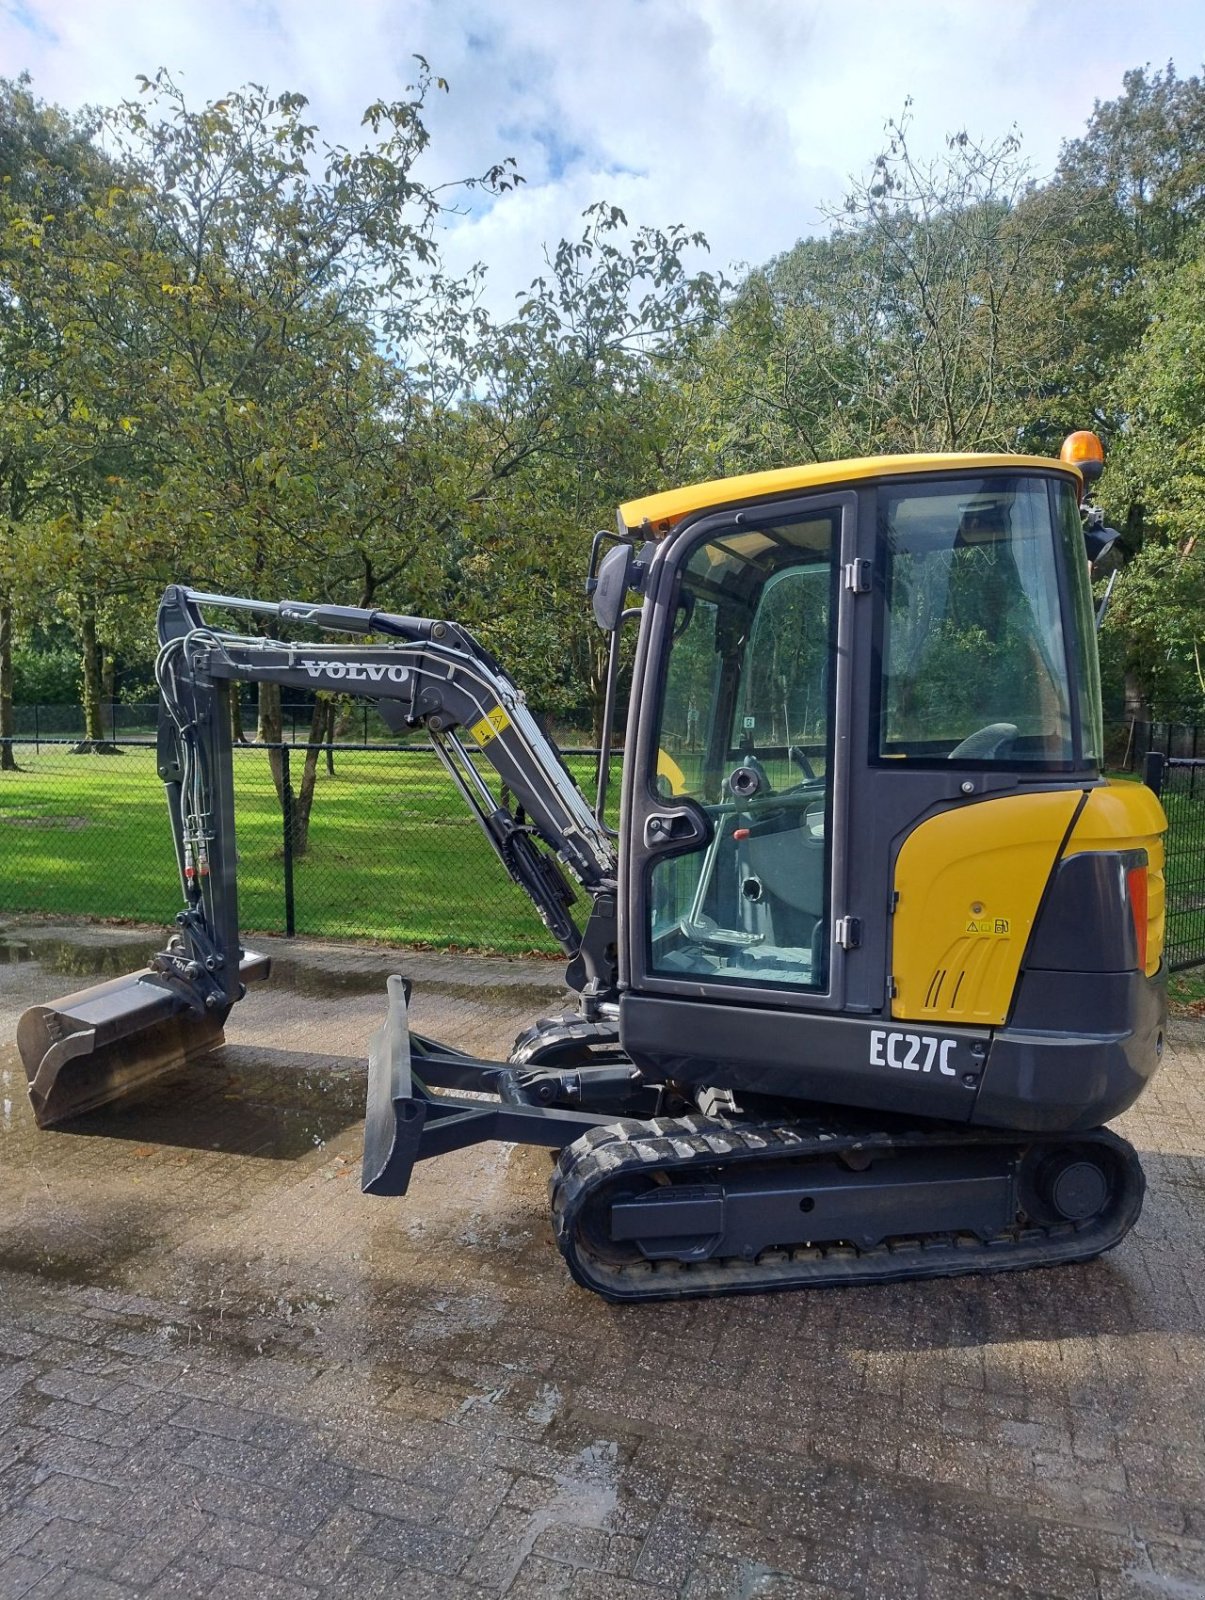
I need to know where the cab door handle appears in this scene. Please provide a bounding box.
[644,809,708,850]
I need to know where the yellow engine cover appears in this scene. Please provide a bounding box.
[891,782,1167,1027]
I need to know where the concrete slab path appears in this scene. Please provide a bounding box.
[2,918,1204,1599]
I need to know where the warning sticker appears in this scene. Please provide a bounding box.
[965,917,1011,936]
[469,705,511,746]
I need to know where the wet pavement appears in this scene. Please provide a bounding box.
[1,916,1204,1600]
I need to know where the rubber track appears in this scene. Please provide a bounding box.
[549,1113,1145,1302]
[509,1014,622,1067]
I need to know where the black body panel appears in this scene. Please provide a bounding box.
[618,994,987,1120]
[973,967,1166,1131]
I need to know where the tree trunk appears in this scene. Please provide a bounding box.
[1122,667,1151,772]
[0,593,17,771]
[101,647,115,734]
[71,597,121,754]
[81,601,102,740]
[1123,668,1150,727]
[257,681,285,802]
[291,695,335,855]
[230,687,246,745]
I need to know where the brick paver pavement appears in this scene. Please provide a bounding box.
[1,918,1204,1599]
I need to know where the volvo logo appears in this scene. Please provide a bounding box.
[299,660,410,684]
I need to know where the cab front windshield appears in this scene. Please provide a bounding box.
[877,474,1100,765]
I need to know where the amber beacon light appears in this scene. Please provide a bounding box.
[1060,430,1106,485]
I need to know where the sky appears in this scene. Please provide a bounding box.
[4,0,1205,315]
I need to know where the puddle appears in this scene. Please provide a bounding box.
[0,1182,189,1287]
[526,1382,564,1428]
[408,1294,506,1344]
[488,1439,622,1590]
[67,1048,369,1157]
[151,1271,346,1360]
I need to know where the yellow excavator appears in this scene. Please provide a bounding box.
[18,434,1167,1300]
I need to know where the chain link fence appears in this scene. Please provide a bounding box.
[4,710,1203,968]
[0,733,616,956]
[1141,754,1205,972]
[6,700,432,747]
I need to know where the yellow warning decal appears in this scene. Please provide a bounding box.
[965,918,1011,936]
[469,705,511,746]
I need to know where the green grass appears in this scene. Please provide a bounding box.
[8,746,1205,972]
[0,744,585,955]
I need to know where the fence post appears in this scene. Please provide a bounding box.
[34,705,39,756]
[1143,750,1165,798]
[280,742,296,937]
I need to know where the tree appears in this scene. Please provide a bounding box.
[35,68,519,836]
[1030,62,1205,444]
[698,109,1065,472]
[1104,228,1205,717]
[0,76,118,761]
[456,204,724,739]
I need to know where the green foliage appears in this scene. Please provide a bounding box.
[7,55,1205,750]
[1098,215,1205,716]
[1110,231,1205,535]
[1045,63,1205,430]
[10,640,78,703]
[693,109,1064,471]
[1101,542,1205,719]
[453,203,724,727]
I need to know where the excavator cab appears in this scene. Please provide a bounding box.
[614,458,1163,1132]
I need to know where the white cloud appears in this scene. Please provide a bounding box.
[5,0,1205,317]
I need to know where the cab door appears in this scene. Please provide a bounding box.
[621,493,856,1012]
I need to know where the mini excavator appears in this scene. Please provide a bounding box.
[18,437,1168,1301]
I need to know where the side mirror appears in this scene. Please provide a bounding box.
[1083,506,1120,567]
[592,543,635,632]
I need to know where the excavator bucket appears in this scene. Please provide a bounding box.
[17,953,270,1128]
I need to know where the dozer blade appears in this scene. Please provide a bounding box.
[361,974,426,1197]
[17,952,270,1128]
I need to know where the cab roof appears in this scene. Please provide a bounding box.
[618,452,1081,534]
